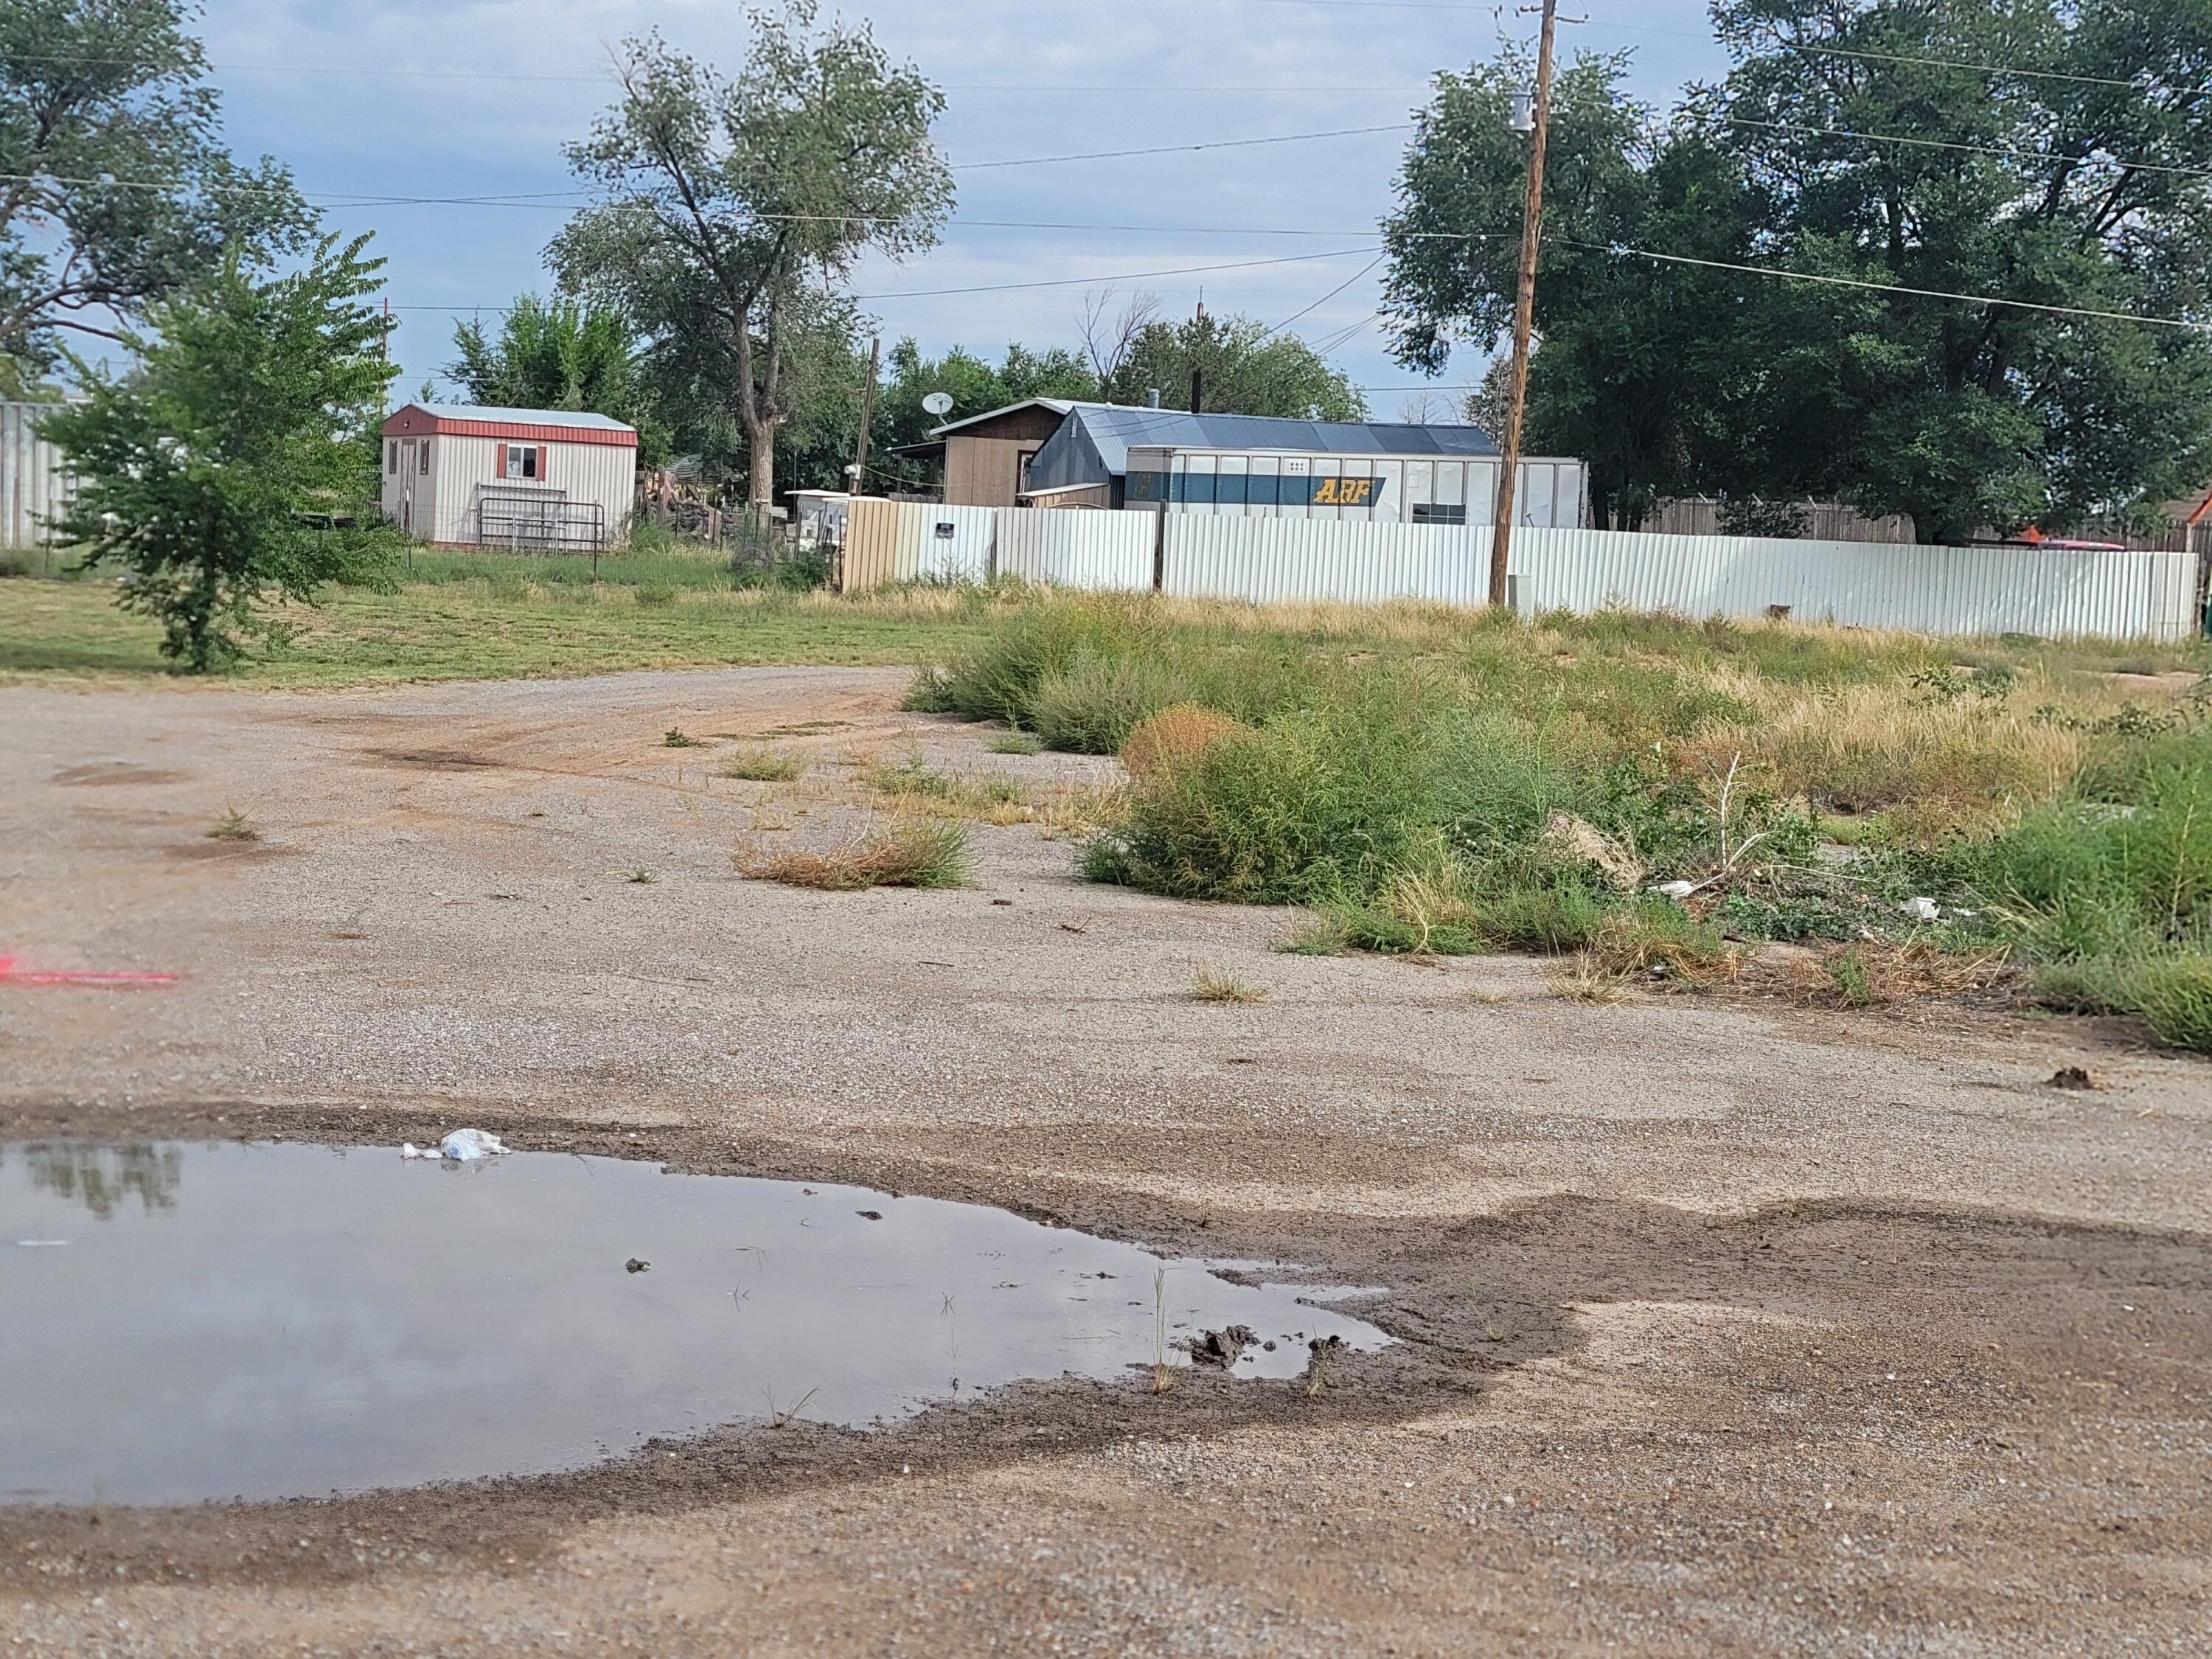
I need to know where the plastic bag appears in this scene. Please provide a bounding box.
[400,1129,508,1161]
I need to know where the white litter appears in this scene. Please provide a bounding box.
[15,1239,71,1248]
[400,1130,509,1162]
[1900,896,1941,922]
[1654,880,1697,900]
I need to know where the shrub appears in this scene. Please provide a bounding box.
[738,820,971,891]
[718,745,807,782]
[2133,958,2212,1053]
[1121,703,1242,781]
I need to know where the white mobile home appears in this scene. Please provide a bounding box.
[380,404,638,550]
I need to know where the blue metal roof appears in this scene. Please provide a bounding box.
[1020,405,1501,495]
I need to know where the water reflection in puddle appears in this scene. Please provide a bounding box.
[1,1141,1388,1506]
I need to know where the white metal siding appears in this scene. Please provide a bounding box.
[1,400,74,552]
[386,430,636,547]
[847,501,2199,641]
[998,507,1155,590]
[1508,528,2199,642]
[1163,515,1487,605]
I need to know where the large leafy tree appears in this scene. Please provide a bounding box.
[0,0,310,382]
[869,337,1097,489]
[447,294,667,464]
[42,235,398,671]
[1384,1,2212,541]
[551,3,952,510]
[1105,308,1367,420]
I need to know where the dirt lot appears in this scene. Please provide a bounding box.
[4,666,2208,1657]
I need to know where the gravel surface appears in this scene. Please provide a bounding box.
[2,666,2208,1656]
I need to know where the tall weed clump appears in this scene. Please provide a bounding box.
[1933,728,2212,1051]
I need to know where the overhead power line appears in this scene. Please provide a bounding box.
[1560,238,2212,332]
[383,246,1387,312]
[1723,116,2212,183]
[956,123,1410,169]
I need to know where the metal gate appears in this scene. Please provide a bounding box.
[477,487,606,551]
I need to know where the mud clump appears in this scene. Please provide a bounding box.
[1186,1324,1257,1368]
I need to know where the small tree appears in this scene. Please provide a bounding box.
[43,234,399,672]
[554,3,953,510]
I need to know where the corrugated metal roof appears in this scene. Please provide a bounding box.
[925,397,1091,437]
[1061,406,1500,473]
[413,403,636,432]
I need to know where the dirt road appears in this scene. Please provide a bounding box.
[4,667,2208,1655]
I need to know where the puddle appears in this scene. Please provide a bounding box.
[0,1141,1388,1506]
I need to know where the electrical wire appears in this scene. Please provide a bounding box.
[1558,237,2212,332]
[1722,116,2212,184]
[954,123,1410,169]
[1259,255,1386,337]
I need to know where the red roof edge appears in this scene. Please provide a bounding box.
[380,405,638,448]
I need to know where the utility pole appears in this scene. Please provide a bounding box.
[1489,0,1559,610]
[849,335,880,496]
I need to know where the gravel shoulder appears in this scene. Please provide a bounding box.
[4,667,2208,1657]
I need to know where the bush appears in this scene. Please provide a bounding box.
[2133,957,2212,1053]
[738,820,970,891]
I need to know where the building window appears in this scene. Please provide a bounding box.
[501,444,542,480]
[418,441,430,476]
[1411,503,1467,526]
[386,440,397,475]
[1017,447,1039,494]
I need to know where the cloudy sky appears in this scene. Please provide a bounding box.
[196,0,1731,414]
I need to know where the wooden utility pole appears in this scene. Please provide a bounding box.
[849,335,881,495]
[1489,0,1559,609]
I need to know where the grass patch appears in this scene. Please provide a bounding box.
[205,806,260,843]
[984,729,1045,755]
[739,820,972,891]
[866,756,1034,824]
[717,745,808,782]
[664,726,700,748]
[1191,966,1267,1004]
[0,574,1004,689]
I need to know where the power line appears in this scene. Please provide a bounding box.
[386,246,1387,313]
[1722,116,2212,184]
[1560,238,2212,333]
[860,246,1381,299]
[1262,256,1385,337]
[956,122,1409,169]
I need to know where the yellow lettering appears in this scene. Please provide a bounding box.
[1314,478,1338,504]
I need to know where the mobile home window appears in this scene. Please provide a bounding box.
[500,444,543,481]
[418,441,430,476]
[386,440,398,474]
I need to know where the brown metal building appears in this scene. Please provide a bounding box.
[888,399,1087,509]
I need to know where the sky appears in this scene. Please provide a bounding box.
[195,0,1733,417]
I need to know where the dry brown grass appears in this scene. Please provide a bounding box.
[1191,966,1268,1004]
[1544,958,1647,1004]
[1686,677,2094,832]
[1772,939,2015,1009]
[737,819,971,891]
[1121,703,1243,781]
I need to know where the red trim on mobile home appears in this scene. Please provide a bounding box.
[381,405,638,448]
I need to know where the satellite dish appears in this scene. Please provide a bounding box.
[921,391,953,417]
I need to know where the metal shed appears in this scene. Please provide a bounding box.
[380,404,639,551]
[1023,406,1587,528]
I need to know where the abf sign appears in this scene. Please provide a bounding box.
[1310,476,1376,507]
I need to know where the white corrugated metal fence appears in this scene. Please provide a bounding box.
[1,400,74,552]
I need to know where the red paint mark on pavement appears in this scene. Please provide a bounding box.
[0,955,179,989]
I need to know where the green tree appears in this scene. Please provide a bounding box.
[552,3,953,510]
[42,234,399,671]
[447,294,667,464]
[870,337,1097,490]
[1384,4,2212,541]
[0,0,311,382]
[1105,307,1367,420]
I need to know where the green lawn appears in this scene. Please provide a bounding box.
[0,574,995,689]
